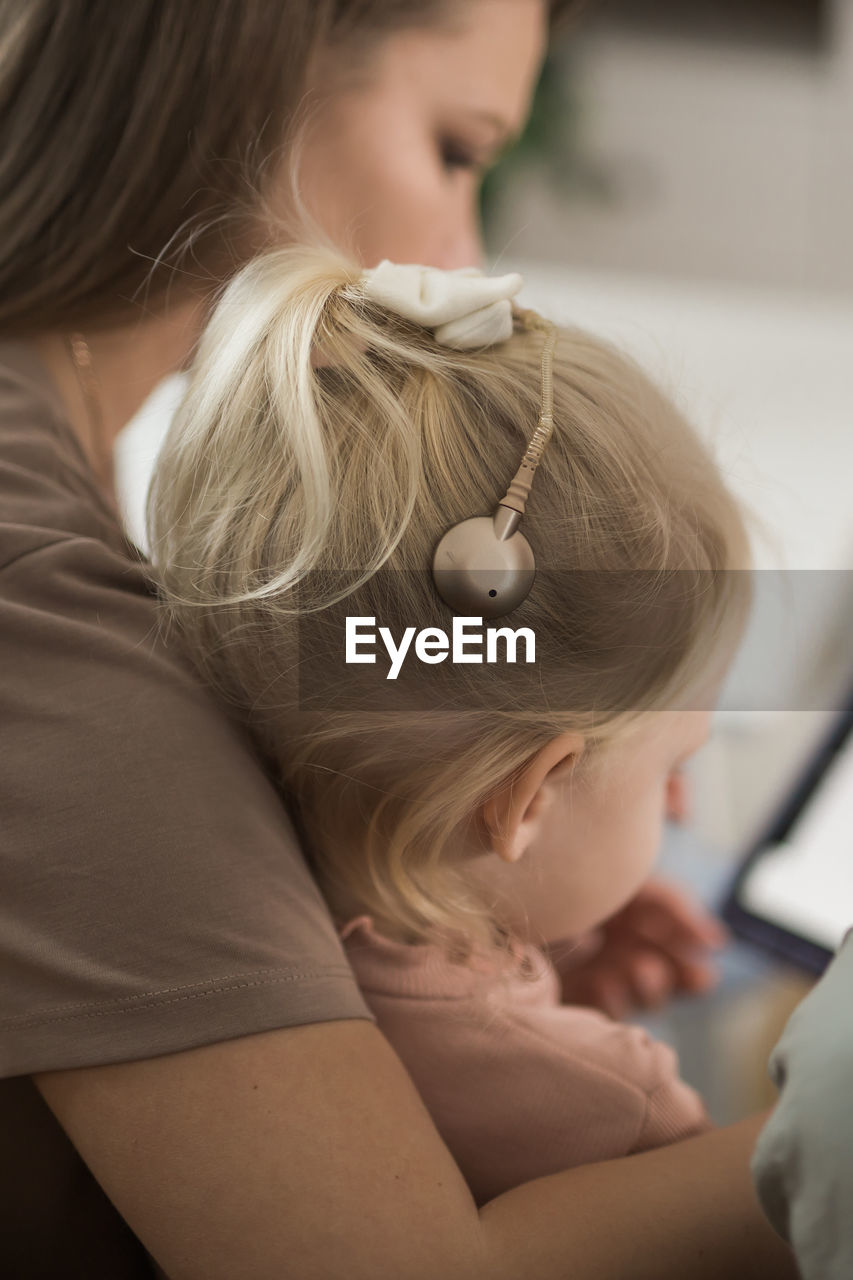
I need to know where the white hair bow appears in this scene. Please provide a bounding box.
[361,261,524,350]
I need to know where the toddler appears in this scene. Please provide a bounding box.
[149,247,751,1204]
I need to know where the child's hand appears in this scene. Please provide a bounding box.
[551,879,728,1019]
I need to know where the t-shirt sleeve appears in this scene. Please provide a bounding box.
[0,535,371,1079]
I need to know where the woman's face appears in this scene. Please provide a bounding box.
[298,0,548,269]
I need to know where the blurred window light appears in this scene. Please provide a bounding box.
[587,0,829,55]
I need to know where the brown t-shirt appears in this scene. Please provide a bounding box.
[0,342,370,1277]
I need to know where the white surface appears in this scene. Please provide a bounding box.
[740,727,853,951]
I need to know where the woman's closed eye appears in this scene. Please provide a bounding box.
[439,136,489,174]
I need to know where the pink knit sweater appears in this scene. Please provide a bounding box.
[342,917,712,1204]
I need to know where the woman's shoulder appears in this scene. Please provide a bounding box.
[0,343,370,1080]
[0,339,219,743]
[0,340,218,712]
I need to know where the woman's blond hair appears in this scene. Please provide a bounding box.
[149,245,750,951]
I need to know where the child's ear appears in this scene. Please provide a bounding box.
[481,731,585,864]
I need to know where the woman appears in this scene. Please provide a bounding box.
[0,3,795,1277]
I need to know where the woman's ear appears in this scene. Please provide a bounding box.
[481,731,585,864]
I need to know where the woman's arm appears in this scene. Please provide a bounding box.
[36,1020,795,1280]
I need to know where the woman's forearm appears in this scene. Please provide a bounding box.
[481,1110,796,1280]
[36,1022,793,1280]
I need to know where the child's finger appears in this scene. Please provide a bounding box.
[626,949,676,1008]
[629,884,728,949]
[669,955,721,994]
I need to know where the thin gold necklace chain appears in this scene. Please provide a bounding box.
[66,332,113,491]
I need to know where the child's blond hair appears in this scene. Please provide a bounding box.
[149,246,750,950]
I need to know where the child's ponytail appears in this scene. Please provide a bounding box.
[149,245,441,615]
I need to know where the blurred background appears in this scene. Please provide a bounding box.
[486,0,852,292]
[116,0,853,1123]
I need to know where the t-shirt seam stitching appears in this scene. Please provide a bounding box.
[0,966,357,1029]
[2,963,347,1017]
